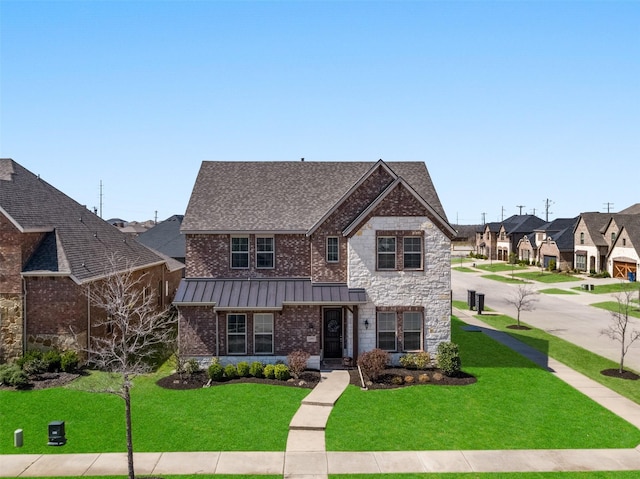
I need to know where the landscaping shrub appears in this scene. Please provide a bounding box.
[357,348,389,380]
[437,341,461,376]
[249,361,264,378]
[0,365,29,388]
[224,364,238,379]
[287,350,310,378]
[22,358,48,377]
[16,349,43,369]
[207,363,224,381]
[183,358,200,376]
[43,349,62,372]
[263,364,276,379]
[60,350,79,373]
[399,352,431,369]
[274,364,290,381]
[236,361,250,377]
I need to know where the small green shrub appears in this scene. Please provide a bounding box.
[236,361,250,377]
[263,364,276,379]
[22,358,48,376]
[249,361,264,378]
[399,351,431,370]
[0,364,30,388]
[16,349,43,369]
[357,348,389,380]
[43,349,62,372]
[274,364,290,381]
[60,350,80,373]
[391,375,404,385]
[207,363,224,381]
[287,350,310,378]
[184,358,200,376]
[437,341,461,377]
[224,364,238,379]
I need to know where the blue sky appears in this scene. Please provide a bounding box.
[1,1,638,224]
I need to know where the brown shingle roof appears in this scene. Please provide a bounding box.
[182,160,449,232]
[1,159,170,283]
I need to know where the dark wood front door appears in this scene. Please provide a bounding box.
[323,308,343,359]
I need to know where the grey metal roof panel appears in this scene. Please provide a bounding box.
[173,278,367,309]
[0,159,167,283]
[182,161,449,232]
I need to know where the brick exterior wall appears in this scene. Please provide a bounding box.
[186,233,310,278]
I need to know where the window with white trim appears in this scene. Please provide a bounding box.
[227,314,246,354]
[254,313,274,354]
[231,237,249,268]
[377,311,397,351]
[576,254,586,271]
[377,237,396,270]
[256,237,274,268]
[403,311,422,351]
[326,236,339,263]
[403,237,422,269]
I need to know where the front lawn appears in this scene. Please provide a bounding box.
[325,317,640,451]
[481,274,527,284]
[591,301,640,319]
[0,373,309,454]
[573,282,640,294]
[515,272,580,283]
[475,263,527,273]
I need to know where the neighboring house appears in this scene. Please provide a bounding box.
[602,215,640,279]
[574,212,640,275]
[136,215,186,266]
[516,233,538,264]
[476,215,545,261]
[0,159,184,362]
[618,203,640,215]
[535,217,579,271]
[174,160,455,369]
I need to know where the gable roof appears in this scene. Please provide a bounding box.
[538,217,579,251]
[576,212,612,246]
[501,214,546,235]
[136,214,186,259]
[618,203,640,215]
[182,160,450,234]
[0,159,170,283]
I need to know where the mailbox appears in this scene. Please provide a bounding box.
[48,421,66,446]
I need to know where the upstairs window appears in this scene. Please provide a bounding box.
[611,232,617,243]
[326,237,339,263]
[231,237,249,268]
[403,237,422,269]
[580,232,585,245]
[256,237,274,268]
[377,237,396,270]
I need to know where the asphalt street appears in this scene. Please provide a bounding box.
[451,266,640,372]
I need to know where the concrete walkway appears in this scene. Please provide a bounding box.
[3,315,640,477]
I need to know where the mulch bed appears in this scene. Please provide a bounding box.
[0,372,81,391]
[156,370,322,390]
[600,369,640,380]
[507,324,532,330]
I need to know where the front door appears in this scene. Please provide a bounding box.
[323,308,343,359]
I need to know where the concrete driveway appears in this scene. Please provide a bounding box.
[451,266,640,372]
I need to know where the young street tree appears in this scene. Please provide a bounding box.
[505,283,539,328]
[78,258,176,479]
[601,286,640,374]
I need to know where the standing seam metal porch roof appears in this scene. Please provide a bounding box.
[173,278,367,309]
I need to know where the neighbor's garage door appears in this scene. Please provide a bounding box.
[613,260,637,279]
[543,255,557,269]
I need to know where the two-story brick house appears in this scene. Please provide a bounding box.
[174,160,455,369]
[0,159,184,362]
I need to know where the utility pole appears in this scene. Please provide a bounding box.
[544,198,553,222]
[154,210,158,225]
[501,206,506,221]
[516,205,525,215]
[481,212,486,225]
[99,181,103,218]
[603,202,614,213]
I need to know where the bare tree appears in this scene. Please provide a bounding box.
[505,284,539,328]
[75,258,176,479]
[601,286,640,374]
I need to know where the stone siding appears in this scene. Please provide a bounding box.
[0,294,23,361]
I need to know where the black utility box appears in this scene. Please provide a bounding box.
[48,421,66,446]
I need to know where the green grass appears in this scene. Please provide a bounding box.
[475,263,527,273]
[325,317,640,451]
[0,371,309,454]
[453,266,476,273]
[591,301,640,319]
[573,282,640,294]
[481,274,527,283]
[539,288,578,295]
[515,271,580,283]
[330,474,640,479]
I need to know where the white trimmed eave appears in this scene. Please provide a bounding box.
[342,177,457,239]
[306,159,397,237]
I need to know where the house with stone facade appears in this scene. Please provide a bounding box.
[174,160,455,369]
[0,159,184,362]
[533,217,579,271]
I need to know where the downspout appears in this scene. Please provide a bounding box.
[22,278,27,354]
[215,309,219,359]
[87,284,91,352]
